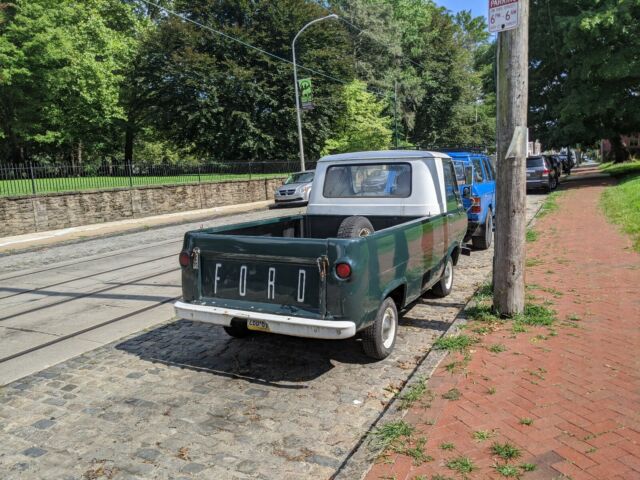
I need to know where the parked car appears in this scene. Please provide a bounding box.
[273,170,315,206]
[447,151,496,250]
[526,156,558,192]
[174,151,468,360]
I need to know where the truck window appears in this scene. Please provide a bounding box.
[482,159,493,180]
[452,161,466,186]
[443,160,461,212]
[323,163,412,198]
[472,159,485,183]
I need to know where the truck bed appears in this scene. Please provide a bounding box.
[211,214,421,239]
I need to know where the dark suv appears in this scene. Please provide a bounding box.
[526,156,558,192]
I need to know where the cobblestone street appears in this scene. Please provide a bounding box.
[0,197,543,480]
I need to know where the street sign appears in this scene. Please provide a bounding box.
[488,0,519,33]
[298,78,313,110]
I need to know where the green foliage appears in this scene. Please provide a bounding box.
[0,0,495,165]
[529,0,640,156]
[321,80,392,155]
[446,456,476,474]
[397,376,431,410]
[368,420,414,451]
[601,167,640,251]
[433,334,477,352]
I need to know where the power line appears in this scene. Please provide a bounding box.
[136,0,392,97]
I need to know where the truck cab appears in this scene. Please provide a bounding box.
[174,151,467,359]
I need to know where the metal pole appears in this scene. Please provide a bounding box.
[394,80,399,148]
[292,14,338,171]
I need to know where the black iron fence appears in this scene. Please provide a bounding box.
[0,161,315,197]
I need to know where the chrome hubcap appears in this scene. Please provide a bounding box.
[381,307,396,349]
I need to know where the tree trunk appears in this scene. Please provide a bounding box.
[77,140,83,165]
[493,0,529,317]
[610,136,629,163]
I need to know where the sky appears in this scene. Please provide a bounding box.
[434,0,487,20]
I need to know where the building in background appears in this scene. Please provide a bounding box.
[601,134,640,160]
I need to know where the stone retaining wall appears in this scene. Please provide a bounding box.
[0,178,284,237]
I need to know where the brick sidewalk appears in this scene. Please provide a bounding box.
[366,171,640,480]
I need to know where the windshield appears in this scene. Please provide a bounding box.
[323,163,411,198]
[284,171,314,184]
[453,162,466,185]
[526,157,544,168]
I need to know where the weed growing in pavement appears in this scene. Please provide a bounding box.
[441,388,461,400]
[394,437,433,466]
[472,324,493,335]
[368,420,414,451]
[488,343,507,353]
[431,475,455,480]
[511,322,527,334]
[473,430,495,442]
[446,456,476,474]
[494,463,521,477]
[567,313,582,321]
[491,442,522,461]
[526,228,538,242]
[525,257,543,267]
[487,386,497,395]
[473,283,494,302]
[528,368,547,380]
[440,442,455,451]
[519,463,536,472]
[397,377,432,410]
[433,334,478,352]
[538,191,562,218]
[516,303,556,326]
[412,476,428,480]
[519,417,534,426]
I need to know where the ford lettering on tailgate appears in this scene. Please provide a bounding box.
[201,257,321,311]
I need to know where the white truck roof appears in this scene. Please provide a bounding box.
[308,151,453,217]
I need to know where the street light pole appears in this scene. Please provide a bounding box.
[292,13,338,171]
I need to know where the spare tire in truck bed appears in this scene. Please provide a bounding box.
[337,216,375,238]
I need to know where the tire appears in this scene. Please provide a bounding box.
[361,297,398,360]
[223,318,250,338]
[431,255,454,298]
[337,216,375,238]
[472,209,493,250]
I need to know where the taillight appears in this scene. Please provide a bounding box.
[179,251,191,267]
[542,169,551,175]
[470,196,482,214]
[335,263,352,279]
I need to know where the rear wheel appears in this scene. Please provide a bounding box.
[361,298,398,360]
[472,209,493,250]
[337,216,374,238]
[431,255,454,298]
[223,318,250,338]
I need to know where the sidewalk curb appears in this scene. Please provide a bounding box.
[333,198,548,480]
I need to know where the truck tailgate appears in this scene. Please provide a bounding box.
[190,234,328,314]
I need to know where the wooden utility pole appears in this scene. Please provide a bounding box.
[493,0,529,316]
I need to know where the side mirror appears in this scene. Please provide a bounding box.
[464,166,473,185]
[462,186,471,198]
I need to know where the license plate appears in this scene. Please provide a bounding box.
[247,319,270,332]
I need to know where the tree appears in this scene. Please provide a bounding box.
[529,0,640,161]
[0,0,139,164]
[321,80,392,155]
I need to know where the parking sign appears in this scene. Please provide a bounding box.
[489,0,519,33]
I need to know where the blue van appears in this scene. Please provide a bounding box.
[447,151,496,250]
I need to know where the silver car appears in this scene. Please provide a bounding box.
[274,170,315,206]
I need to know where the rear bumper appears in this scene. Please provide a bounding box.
[174,301,356,340]
[526,179,548,189]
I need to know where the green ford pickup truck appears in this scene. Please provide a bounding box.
[175,151,468,359]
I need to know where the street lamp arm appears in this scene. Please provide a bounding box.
[292,13,339,172]
[293,14,339,45]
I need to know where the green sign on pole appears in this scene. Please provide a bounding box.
[298,78,313,109]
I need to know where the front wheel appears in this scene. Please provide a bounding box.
[431,255,454,298]
[361,298,398,360]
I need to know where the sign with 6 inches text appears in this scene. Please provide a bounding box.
[488,0,519,33]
